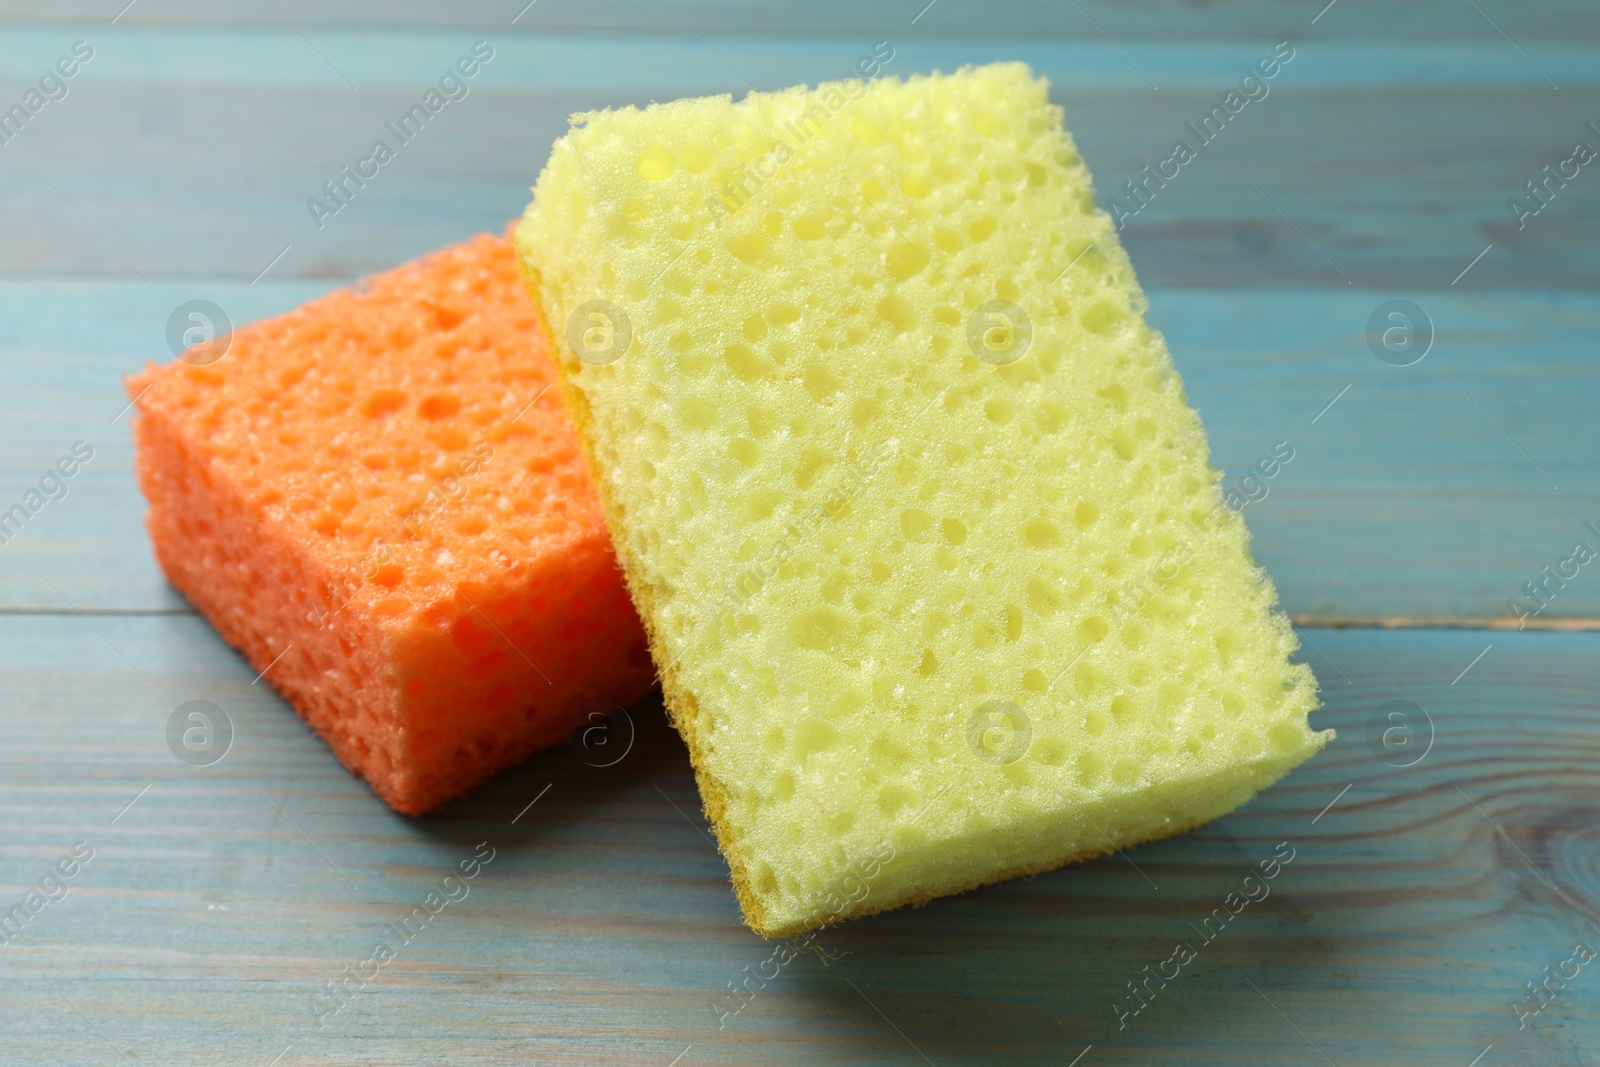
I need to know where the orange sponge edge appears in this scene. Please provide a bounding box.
[127,234,655,814]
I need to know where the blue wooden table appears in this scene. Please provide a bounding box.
[1,3,1597,1064]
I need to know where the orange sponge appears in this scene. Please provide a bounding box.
[127,234,654,814]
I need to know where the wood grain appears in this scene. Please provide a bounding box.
[0,32,1594,286]
[0,621,1593,1066]
[0,6,1595,1064]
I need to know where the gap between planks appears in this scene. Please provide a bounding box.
[1288,613,1600,631]
[0,607,1594,631]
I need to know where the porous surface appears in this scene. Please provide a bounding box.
[128,234,654,815]
[517,63,1329,935]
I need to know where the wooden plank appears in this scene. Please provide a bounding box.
[0,33,1595,286]
[1161,288,1600,623]
[0,0,1595,43]
[0,618,1593,1065]
[0,280,326,612]
[0,29,1592,91]
[2,28,1594,94]
[2,281,1594,619]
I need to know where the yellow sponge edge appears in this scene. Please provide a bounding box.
[517,62,1330,937]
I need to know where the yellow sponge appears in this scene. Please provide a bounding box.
[517,62,1330,936]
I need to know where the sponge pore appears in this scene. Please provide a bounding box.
[517,63,1329,935]
[128,234,654,814]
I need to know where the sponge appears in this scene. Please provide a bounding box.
[517,63,1329,935]
[128,234,654,814]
